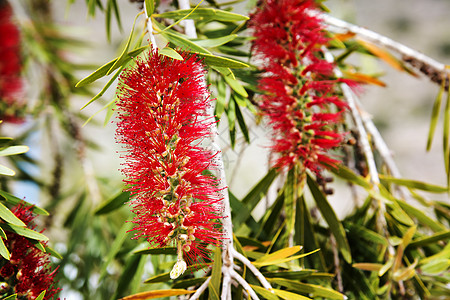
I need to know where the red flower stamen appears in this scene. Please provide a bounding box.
[116,49,223,270]
[0,204,61,299]
[250,0,351,175]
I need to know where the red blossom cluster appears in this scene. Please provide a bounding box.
[0,0,24,123]
[250,0,350,174]
[116,49,223,267]
[0,205,60,299]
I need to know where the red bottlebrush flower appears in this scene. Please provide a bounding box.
[250,0,351,175]
[0,204,60,300]
[0,0,24,123]
[115,49,223,273]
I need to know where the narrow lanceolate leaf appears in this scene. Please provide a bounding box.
[194,34,237,48]
[156,8,249,22]
[0,165,15,176]
[35,291,46,300]
[443,89,450,183]
[208,247,222,300]
[144,264,209,283]
[158,30,211,54]
[81,67,122,110]
[253,245,302,266]
[269,278,345,300]
[213,67,248,97]
[0,237,10,260]
[119,289,195,300]
[0,145,29,156]
[99,221,134,280]
[273,288,312,300]
[352,263,383,272]
[408,230,450,247]
[358,39,404,71]
[346,223,388,246]
[380,175,448,193]
[144,0,155,17]
[253,249,321,267]
[396,199,446,232]
[250,285,280,300]
[44,246,63,259]
[0,223,48,241]
[75,46,147,87]
[0,190,49,215]
[427,82,445,150]
[159,47,184,60]
[307,174,352,263]
[196,53,249,68]
[329,163,371,189]
[95,191,131,215]
[0,202,26,226]
[134,247,177,255]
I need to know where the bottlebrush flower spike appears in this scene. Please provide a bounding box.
[0,204,60,299]
[0,0,24,123]
[250,0,351,175]
[115,49,224,274]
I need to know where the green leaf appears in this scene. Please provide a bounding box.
[120,289,195,300]
[197,53,249,68]
[386,200,415,226]
[250,285,280,300]
[329,164,371,189]
[233,96,250,143]
[0,145,29,156]
[0,190,49,215]
[29,239,46,252]
[45,245,63,259]
[427,82,445,150]
[253,249,320,267]
[263,270,333,280]
[229,192,259,232]
[81,67,122,110]
[159,30,211,54]
[94,191,130,215]
[444,88,450,179]
[115,255,144,299]
[269,278,345,299]
[134,247,177,255]
[396,199,446,232]
[172,277,207,289]
[35,291,46,300]
[380,175,448,193]
[234,169,277,227]
[160,47,184,60]
[408,230,450,248]
[107,12,142,75]
[0,164,15,176]
[194,34,237,48]
[346,223,388,246]
[273,289,312,300]
[0,223,48,241]
[3,294,17,300]
[144,0,155,17]
[253,246,303,265]
[99,221,134,280]
[75,46,147,87]
[0,237,10,260]
[0,201,26,226]
[156,8,249,22]
[421,257,450,275]
[307,174,352,263]
[208,247,222,300]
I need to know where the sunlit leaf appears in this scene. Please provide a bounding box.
[0,223,48,241]
[358,39,403,71]
[208,247,222,300]
[342,70,386,87]
[95,191,130,215]
[0,191,48,215]
[119,289,195,300]
[380,175,448,193]
[273,288,312,300]
[0,237,10,260]
[427,82,445,150]
[194,34,237,47]
[250,284,280,300]
[144,0,155,17]
[307,174,352,263]
[269,278,345,299]
[35,291,46,300]
[160,47,184,60]
[409,230,450,247]
[352,263,383,272]
[0,145,29,156]
[156,8,249,22]
[0,165,15,176]
[0,202,26,227]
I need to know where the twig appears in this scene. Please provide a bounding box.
[188,277,211,300]
[323,51,380,186]
[144,2,157,49]
[230,269,260,300]
[232,249,274,292]
[320,13,450,89]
